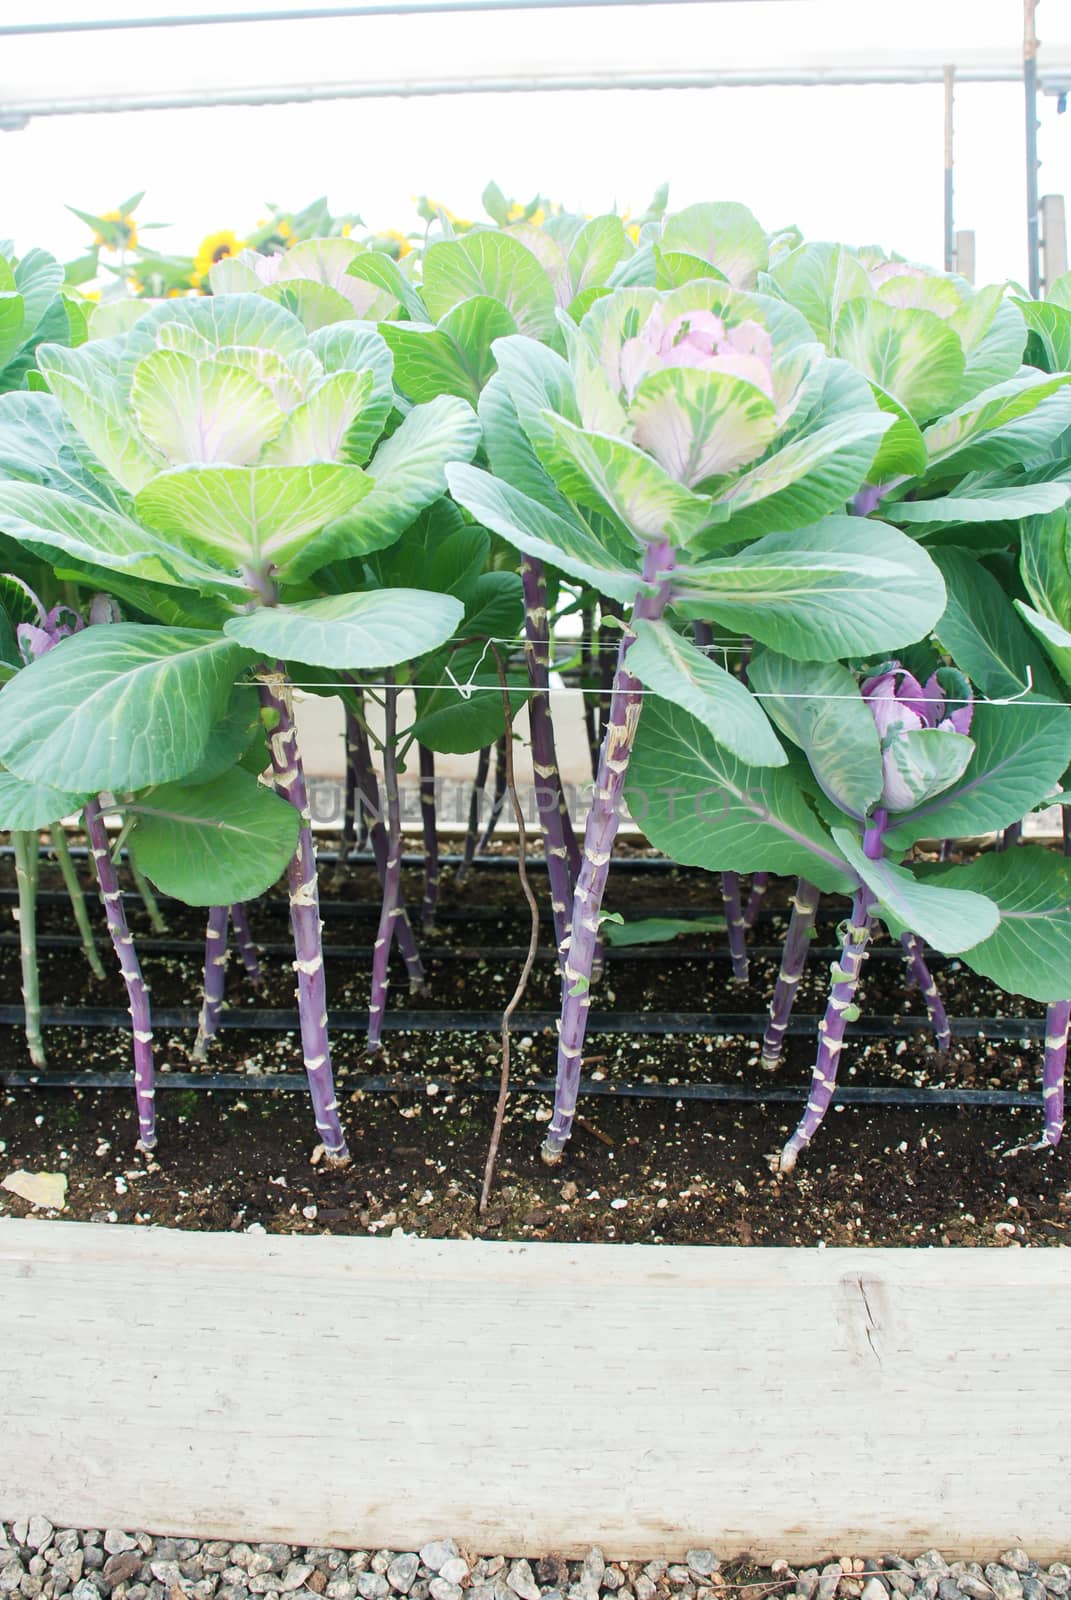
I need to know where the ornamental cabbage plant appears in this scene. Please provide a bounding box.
[449,275,949,1162]
[0,293,479,1160]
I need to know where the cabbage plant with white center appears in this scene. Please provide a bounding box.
[449,276,949,1161]
[0,293,480,1160]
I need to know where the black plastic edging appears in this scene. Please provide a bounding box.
[0,1003,1044,1040]
[0,1067,1041,1111]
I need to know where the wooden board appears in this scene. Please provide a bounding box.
[2,1219,1069,1559]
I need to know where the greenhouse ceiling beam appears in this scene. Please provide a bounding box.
[3,62,1070,130]
[0,0,802,36]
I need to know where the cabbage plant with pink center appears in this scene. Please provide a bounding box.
[861,662,974,815]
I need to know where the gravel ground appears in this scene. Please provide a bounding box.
[1,1526,1068,1600]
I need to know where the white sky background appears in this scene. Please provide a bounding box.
[1,0,1070,288]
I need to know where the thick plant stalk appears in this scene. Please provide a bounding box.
[418,743,440,932]
[596,598,625,744]
[367,674,402,1051]
[477,735,508,853]
[257,668,349,1164]
[350,709,426,992]
[543,538,675,1162]
[128,848,166,933]
[743,871,770,930]
[761,878,821,1071]
[1039,999,1069,1148]
[456,744,491,888]
[84,797,156,1151]
[999,819,1023,851]
[12,831,45,1066]
[342,705,360,855]
[522,555,580,961]
[779,886,873,1172]
[581,598,600,779]
[229,902,262,987]
[192,904,229,1061]
[51,823,106,979]
[901,930,951,1053]
[721,871,749,983]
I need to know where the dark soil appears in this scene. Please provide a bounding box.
[1,848,1068,1247]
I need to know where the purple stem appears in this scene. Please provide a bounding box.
[900,930,951,1053]
[721,871,749,983]
[999,820,1023,851]
[779,885,874,1172]
[84,796,156,1151]
[1040,998,1069,1149]
[12,831,44,1067]
[350,707,426,992]
[230,902,262,987]
[477,735,508,853]
[456,744,491,889]
[543,538,676,1162]
[419,742,440,932]
[743,871,770,931]
[597,598,625,745]
[367,675,402,1051]
[257,667,349,1164]
[761,878,821,1072]
[522,555,580,959]
[192,904,229,1061]
[581,600,599,780]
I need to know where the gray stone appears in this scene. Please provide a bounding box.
[357,1577,388,1600]
[796,1572,820,1600]
[603,1572,625,1594]
[20,1576,42,1598]
[26,1526,53,1558]
[185,1584,217,1600]
[956,1582,990,1600]
[435,1570,465,1591]
[885,1577,914,1600]
[1000,1561,1033,1579]
[254,1558,288,1581]
[686,1559,716,1583]
[864,1582,890,1600]
[55,1559,82,1588]
[387,1560,418,1599]
[73,1584,100,1600]
[985,1572,1023,1600]
[80,1560,102,1578]
[584,1560,606,1595]
[104,1557,142,1592]
[27,1567,45,1583]
[52,1577,70,1599]
[916,1562,949,1583]
[1044,1578,1070,1599]
[12,1531,28,1554]
[247,1564,274,1582]
[228,1560,253,1579]
[218,1588,250,1600]
[346,1565,369,1582]
[275,1570,312,1595]
[369,1565,390,1583]
[409,1585,429,1600]
[937,1584,961,1600]
[819,1568,843,1600]
[1024,1583,1048,1600]
[148,1567,181,1591]
[179,1565,204,1585]
[103,1543,134,1563]
[915,1582,939,1600]
[325,1585,356,1600]
[633,1580,656,1600]
[417,1552,456,1582]
[506,1564,539,1600]
[428,1583,461,1600]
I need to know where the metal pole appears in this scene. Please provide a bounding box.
[944,64,955,272]
[1026,0,1042,297]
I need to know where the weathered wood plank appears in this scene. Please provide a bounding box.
[1,1219,1068,1559]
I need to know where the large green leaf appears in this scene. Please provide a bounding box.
[883,726,976,813]
[932,547,1060,699]
[676,515,945,660]
[660,203,768,289]
[370,498,488,603]
[411,651,528,754]
[930,848,1071,1003]
[626,696,854,892]
[712,409,890,541]
[136,462,374,576]
[628,619,786,766]
[1020,511,1071,637]
[0,769,89,830]
[1014,602,1071,690]
[223,588,464,668]
[1014,297,1071,374]
[950,293,1027,403]
[890,481,1071,527]
[124,768,299,907]
[882,701,1071,848]
[566,216,628,305]
[445,462,644,605]
[307,321,395,466]
[0,390,127,511]
[0,294,26,372]
[12,249,64,343]
[921,371,1071,474]
[0,478,234,592]
[119,293,310,377]
[345,251,429,322]
[256,370,373,467]
[0,625,248,792]
[130,349,285,466]
[422,232,559,343]
[288,395,481,581]
[382,296,518,407]
[767,242,871,346]
[831,826,998,953]
[538,411,715,546]
[36,340,165,493]
[833,299,965,421]
[459,569,523,643]
[747,650,883,819]
[866,383,928,481]
[478,369,575,517]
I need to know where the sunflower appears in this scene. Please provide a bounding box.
[374,228,412,259]
[193,229,246,281]
[93,210,138,251]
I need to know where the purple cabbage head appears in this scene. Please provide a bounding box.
[861,663,974,813]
